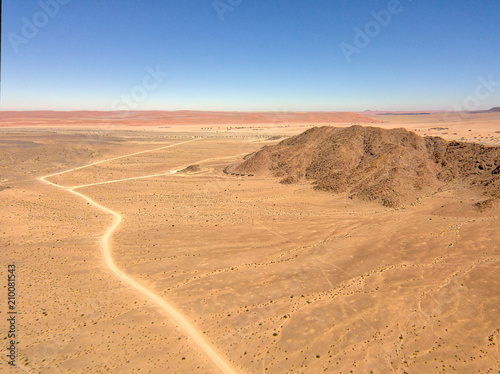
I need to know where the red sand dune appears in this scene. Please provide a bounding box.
[0,110,379,127]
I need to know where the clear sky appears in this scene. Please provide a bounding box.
[1,0,499,111]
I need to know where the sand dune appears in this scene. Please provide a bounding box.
[0,110,378,128]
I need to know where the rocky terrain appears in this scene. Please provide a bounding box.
[229,125,500,207]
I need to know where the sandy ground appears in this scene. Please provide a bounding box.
[369,112,500,146]
[1,112,499,373]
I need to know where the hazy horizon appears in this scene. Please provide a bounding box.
[2,1,500,112]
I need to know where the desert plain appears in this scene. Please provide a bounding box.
[1,111,499,373]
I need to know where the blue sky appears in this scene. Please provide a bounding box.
[1,0,499,111]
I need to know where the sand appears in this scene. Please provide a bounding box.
[0,112,499,373]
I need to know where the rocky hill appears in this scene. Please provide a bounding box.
[228,126,500,207]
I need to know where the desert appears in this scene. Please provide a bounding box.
[1,110,499,373]
[4,1,500,372]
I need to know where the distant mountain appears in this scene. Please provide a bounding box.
[228,126,500,207]
[471,107,500,114]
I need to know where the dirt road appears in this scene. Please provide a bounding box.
[41,140,239,374]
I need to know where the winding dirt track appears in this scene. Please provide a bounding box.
[40,139,239,374]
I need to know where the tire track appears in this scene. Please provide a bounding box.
[40,139,239,374]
